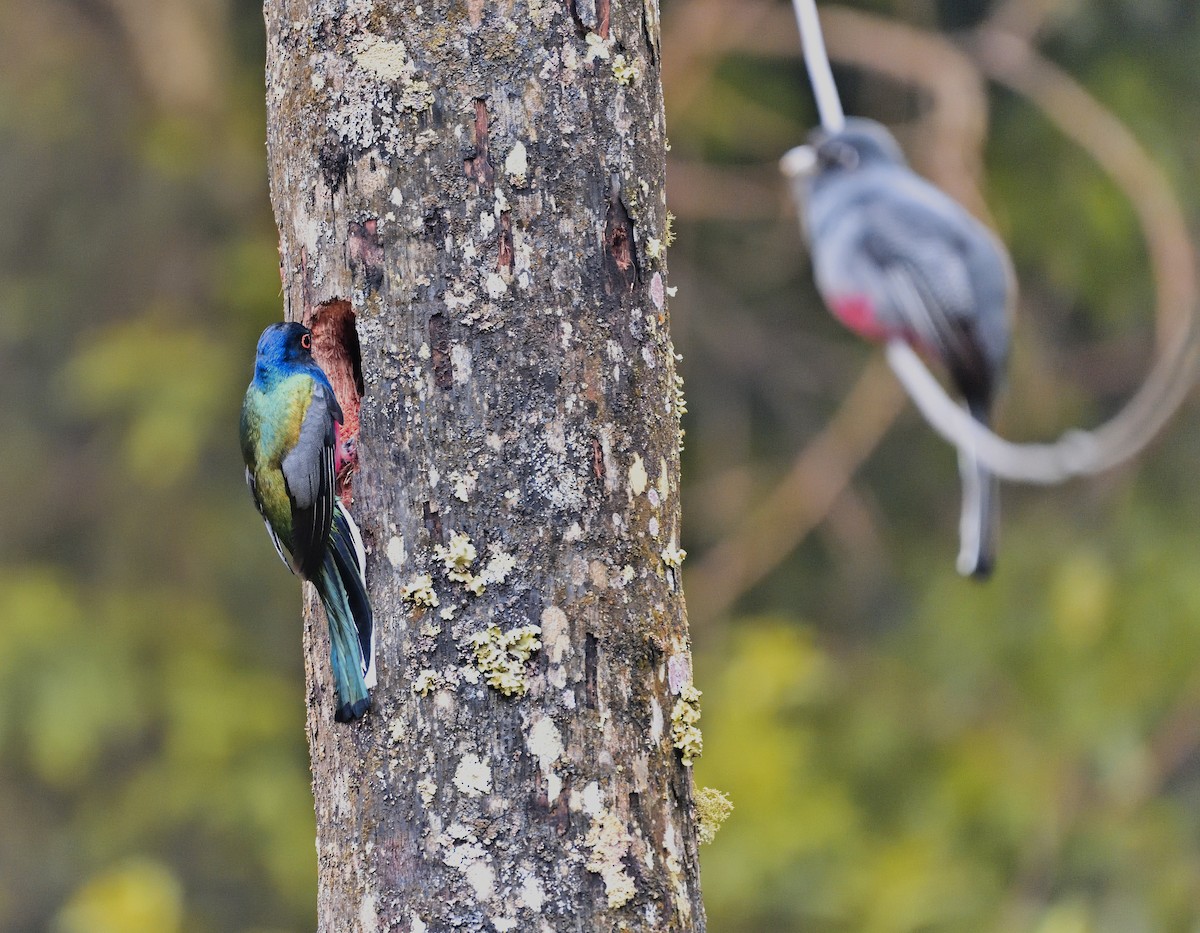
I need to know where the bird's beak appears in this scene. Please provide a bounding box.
[779,144,817,179]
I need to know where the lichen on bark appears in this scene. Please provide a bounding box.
[264,0,704,929]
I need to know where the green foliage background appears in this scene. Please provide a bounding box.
[2,0,1200,930]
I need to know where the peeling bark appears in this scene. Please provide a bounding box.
[264,1,702,930]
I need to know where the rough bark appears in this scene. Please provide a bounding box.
[264,1,705,931]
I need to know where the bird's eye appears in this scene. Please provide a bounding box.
[301,332,312,350]
[819,142,859,172]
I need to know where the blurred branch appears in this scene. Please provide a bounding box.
[686,356,906,626]
[883,26,1200,482]
[666,159,785,221]
[984,0,1078,43]
[660,0,776,116]
[971,28,1197,353]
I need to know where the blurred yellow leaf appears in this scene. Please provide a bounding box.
[54,859,182,933]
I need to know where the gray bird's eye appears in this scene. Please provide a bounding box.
[819,141,859,171]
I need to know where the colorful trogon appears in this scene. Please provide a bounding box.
[240,322,376,721]
[795,117,1013,578]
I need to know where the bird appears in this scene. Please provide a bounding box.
[240,322,375,721]
[790,117,1013,578]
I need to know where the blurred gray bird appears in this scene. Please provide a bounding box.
[786,117,1014,578]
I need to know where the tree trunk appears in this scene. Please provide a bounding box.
[264,1,705,930]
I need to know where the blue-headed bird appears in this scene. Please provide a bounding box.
[240,322,376,722]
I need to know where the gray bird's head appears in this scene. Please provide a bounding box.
[811,117,907,178]
[781,117,907,186]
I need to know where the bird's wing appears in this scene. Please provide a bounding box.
[861,205,991,399]
[245,466,292,572]
[282,378,339,580]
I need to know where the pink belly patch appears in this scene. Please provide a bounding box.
[829,294,890,341]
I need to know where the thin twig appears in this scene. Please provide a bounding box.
[791,0,845,132]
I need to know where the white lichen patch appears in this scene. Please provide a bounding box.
[577,780,604,816]
[435,532,478,584]
[694,786,734,845]
[485,271,508,299]
[444,840,495,902]
[453,753,493,797]
[386,534,406,568]
[358,892,380,932]
[504,141,529,187]
[469,624,542,696]
[671,684,703,766]
[644,236,665,260]
[540,605,570,665]
[584,31,610,62]
[417,779,437,805]
[449,469,479,502]
[612,54,639,85]
[628,454,648,496]
[649,697,664,743]
[526,715,563,774]
[402,573,439,608]
[585,809,637,909]
[451,343,473,384]
[519,872,546,912]
[444,286,477,311]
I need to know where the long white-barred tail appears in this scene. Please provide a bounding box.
[334,501,375,688]
[956,441,998,579]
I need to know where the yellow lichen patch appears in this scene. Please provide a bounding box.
[435,532,477,584]
[473,547,519,596]
[413,669,440,696]
[671,684,703,766]
[611,54,639,86]
[694,786,733,844]
[352,34,434,111]
[661,544,687,569]
[469,624,542,696]
[585,810,636,909]
[402,574,439,608]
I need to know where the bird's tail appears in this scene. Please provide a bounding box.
[316,502,375,722]
[956,400,999,580]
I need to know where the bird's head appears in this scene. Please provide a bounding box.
[808,117,907,182]
[254,322,315,375]
[781,118,909,224]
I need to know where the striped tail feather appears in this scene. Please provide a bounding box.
[316,502,375,722]
[956,401,999,580]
